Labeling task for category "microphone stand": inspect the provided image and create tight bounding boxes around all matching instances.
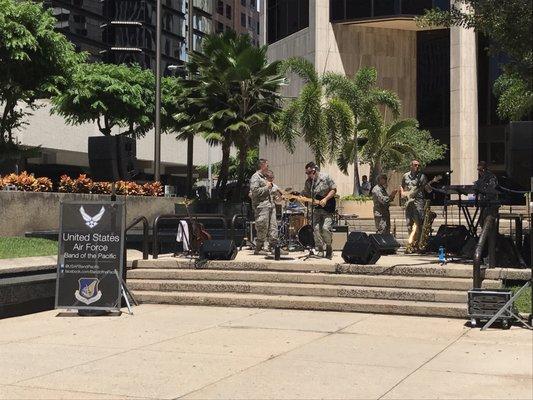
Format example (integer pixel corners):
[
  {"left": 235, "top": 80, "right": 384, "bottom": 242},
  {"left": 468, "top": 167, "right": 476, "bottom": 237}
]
[{"left": 299, "top": 177, "right": 322, "bottom": 261}]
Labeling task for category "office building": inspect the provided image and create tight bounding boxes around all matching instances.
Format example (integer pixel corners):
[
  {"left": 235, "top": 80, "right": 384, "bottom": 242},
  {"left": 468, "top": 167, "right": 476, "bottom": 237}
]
[
  {"left": 213, "top": 0, "right": 261, "bottom": 45},
  {"left": 261, "top": 0, "right": 527, "bottom": 194}
]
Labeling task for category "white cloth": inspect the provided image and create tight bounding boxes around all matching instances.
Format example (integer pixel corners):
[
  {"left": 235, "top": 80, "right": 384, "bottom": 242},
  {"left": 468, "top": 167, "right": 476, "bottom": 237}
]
[{"left": 176, "top": 220, "right": 190, "bottom": 251}]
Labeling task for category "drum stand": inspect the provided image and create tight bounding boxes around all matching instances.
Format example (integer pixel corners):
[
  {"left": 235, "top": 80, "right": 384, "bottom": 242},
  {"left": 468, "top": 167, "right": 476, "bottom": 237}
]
[{"left": 298, "top": 186, "right": 322, "bottom": 261}]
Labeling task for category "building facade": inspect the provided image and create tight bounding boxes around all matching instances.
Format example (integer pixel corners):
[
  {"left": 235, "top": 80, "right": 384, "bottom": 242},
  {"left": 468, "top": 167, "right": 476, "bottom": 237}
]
[
  {"left": 261, "top": 0, "right": 517, "bottom": 195},
  {"left": 213, "top": 0, "right": 261, "bottom": 45}
]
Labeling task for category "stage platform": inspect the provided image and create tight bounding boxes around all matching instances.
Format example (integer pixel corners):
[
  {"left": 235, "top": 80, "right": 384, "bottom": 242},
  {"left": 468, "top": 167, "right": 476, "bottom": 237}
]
[{"left": 129, "top": 251, "right": 531, "bottom": 319}]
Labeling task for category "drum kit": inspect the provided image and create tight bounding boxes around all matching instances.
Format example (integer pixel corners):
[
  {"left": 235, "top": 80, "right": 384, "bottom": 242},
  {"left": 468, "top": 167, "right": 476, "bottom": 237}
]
[{"left": 276, "top": 188, "right": 316, "bottom": 251}]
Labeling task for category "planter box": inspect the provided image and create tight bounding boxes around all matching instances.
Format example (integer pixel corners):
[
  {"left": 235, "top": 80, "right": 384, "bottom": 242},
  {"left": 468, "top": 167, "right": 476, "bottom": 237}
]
[
  {"left": 338, "top": 200, "right": 374, "bottom": 219},
  {"left": 0, "top": 191, "right": 181, "bottom": 237}
]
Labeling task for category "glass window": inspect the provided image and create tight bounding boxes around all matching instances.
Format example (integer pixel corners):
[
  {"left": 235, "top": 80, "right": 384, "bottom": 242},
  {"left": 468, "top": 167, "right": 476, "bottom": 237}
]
[
  {"left": 267, "top": 0, "right": 308, "bottom": 44},
  {"left": 226, "top": 4, "right": 232, "bottom": 18},
  {"left": 241, "top": 13, "right": 246, "bottom": 27},
  {"left": 373, "top": 0, "right": 395, "bottom": 16},
  {"left": 346, "top": 0, "right": 372, "bottom": 19},
  {"left": 241, "top": 0, "right": 247, "bottom": 5},
  {"left": 217, "top": 0, "right": 224, "bottom": 14}
]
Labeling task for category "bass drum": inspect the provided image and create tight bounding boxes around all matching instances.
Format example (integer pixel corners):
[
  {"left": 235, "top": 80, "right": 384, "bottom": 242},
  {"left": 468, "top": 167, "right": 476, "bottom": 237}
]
[{"left": 297, "top": 224, "right": 315, "bottom": 248}]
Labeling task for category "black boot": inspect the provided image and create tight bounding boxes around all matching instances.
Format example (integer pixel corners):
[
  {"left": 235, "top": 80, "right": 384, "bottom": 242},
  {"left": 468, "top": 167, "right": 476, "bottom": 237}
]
[{"left": 325, "top": 245, "right": 333, "bottom": 259}]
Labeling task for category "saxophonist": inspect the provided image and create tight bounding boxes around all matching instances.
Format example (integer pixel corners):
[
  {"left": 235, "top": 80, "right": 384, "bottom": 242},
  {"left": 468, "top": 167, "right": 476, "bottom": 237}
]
[
  {"left": 400, "top": 160, "right": 433, "bottom": 244},
  {"left": 371, "top": 174, "right": 399, "bottom": 234}
]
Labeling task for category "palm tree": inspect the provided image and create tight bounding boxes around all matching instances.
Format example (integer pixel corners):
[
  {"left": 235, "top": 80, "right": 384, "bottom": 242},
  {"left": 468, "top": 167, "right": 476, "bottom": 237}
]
[
  {"left": 173, "top": 31, "right": 293, "bottom": 197},
  {"left": 360, "top": 118, "right": 419, "bottom": 181},
  {"left": 280, "top": 57, "right": 354, "bottom": 167},
  {"left": 322, "top": 67, "right": 400, "bottom": 194}
]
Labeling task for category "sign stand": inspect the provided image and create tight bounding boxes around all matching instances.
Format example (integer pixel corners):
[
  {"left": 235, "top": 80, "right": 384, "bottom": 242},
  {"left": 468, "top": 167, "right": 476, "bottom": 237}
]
[{"left": 115, "top": 270, "right": 138, "bottom": 315}]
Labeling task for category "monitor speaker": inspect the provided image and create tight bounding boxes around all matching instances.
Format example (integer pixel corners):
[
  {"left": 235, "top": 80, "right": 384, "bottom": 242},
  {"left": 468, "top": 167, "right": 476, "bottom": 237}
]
[
  {"left": 199, "top": 240, "right": 238, "bottom": 260},
  {"left": 427, "top": 225, "right": 470, "bottom": 254},
  {"left": 342, "top": 232, "right": 381, "bottom": 264},
  {"left": 369, "top": 234, "right": 400, "bottom": 254},
  {"left": 88, "top": 136, "right": 137, "bottom": 181}
]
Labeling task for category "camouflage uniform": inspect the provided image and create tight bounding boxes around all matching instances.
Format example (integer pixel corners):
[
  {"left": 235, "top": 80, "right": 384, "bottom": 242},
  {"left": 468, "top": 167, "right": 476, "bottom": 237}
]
[
  {"left": 249, "top": 170, "right": 278, "bottom": 250},
  {"left": 302, "top": 172, "right": 336, "bottom": 251},
  {"left": 401, "top": 172, "right": 428, "bottom": 240},
  {"left": 474, "top": 170, "right": 499, "bottom": 227},
  {"left": 371, "top": 184, "right": 393, "bottom": 234}
]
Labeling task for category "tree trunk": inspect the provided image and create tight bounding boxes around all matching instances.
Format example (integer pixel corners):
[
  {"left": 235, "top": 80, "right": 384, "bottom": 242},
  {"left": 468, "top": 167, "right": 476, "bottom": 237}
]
[
  {"left": 216, "top": 140, "right": 231, "bottom": 198},
  {"left": 352, "top": 134, "right": 361, "bottom": 196},
  {"left": 234, "top": 145, "right": 248, "bottom": 200},
  {"left": 370, "top": 158, "right": 382, "bottom": 184}
]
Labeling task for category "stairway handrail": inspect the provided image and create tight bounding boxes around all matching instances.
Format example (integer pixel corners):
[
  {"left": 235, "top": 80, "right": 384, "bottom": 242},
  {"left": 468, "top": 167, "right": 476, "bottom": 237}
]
[
  {"left": 126, "top": 216, "right": 149, "bottom": 260},
  {"left": 473, "top": 215, "right": 496, "bottom": 288}
]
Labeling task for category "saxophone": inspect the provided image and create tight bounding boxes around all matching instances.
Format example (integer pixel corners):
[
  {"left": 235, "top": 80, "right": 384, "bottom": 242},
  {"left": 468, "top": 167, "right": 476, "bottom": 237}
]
[
  {"left": 405, "top": 200, "right": 436, "bottom": 254},
  {"left": 418, "top": 200, "right": 437, "bottom": 252}
]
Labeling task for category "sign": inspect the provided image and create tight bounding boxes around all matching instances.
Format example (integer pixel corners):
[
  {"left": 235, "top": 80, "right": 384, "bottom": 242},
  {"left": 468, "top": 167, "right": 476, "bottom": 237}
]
[{"left": 55, "top": 201, "right": 125, "bottom": 311}]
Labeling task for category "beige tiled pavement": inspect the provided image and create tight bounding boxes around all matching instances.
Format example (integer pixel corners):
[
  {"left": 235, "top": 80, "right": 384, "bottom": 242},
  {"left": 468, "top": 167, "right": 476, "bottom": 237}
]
[{"left": 0, "top": 305, "right": 531, "bottom": 400}]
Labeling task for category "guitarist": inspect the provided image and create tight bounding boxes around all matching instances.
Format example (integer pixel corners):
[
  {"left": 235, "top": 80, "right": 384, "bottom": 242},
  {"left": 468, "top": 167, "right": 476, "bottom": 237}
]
[
  {"left": 302, "top": 162, "right": 337, "bottom": 259},
  {"left": 400, "top": 160, "right": 433, "bottom": 245}
]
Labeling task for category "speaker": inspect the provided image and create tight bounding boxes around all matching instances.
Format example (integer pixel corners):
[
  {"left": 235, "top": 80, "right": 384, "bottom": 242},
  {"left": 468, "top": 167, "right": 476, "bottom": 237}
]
[
  {"left": 494, "top": 234, "right": 526, "bottom": 268},
  {"left": 427, "top": 225, "right": 470, "bottom": 254},
  {"left": 88, "top": 136, "right": 137, "bottom": 181},
  {"left": 369, "top": 234, "right": 400, "bottom": 254},
  {"left": 507, "top": 121, "right": 533, "bottom": 189},
  {"left": 342, "top": 232, "right": 381, "bottom": 264},
  {"left": 199, "top": 240, "right": 237, "bottom": 260}
]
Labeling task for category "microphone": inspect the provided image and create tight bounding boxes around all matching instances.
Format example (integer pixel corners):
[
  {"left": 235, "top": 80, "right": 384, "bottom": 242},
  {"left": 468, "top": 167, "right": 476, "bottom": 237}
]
[{"left": 445, "top": 170, "right": 453, "bottom": 175}]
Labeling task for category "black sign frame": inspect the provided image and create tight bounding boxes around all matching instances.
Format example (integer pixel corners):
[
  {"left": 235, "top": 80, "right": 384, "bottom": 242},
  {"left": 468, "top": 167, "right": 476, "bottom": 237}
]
[{"left": 55, "top": 200, "right": 125, "bottom": 311}]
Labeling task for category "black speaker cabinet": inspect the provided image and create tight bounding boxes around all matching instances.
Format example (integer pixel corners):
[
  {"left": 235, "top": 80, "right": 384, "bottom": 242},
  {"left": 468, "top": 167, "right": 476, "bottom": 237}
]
[
  {"left": 342, "top": 232, "right": 381, "bottom": 264},
  {"left": 199, "top": 240, "right": 238, "bottom": 260},
  {"left": 427, "top": 225, "right": 470, "bottom": 254},
  {"left": 369, "top": 234, "right": 400, "bottom": 254},
  {"left": 88, "top": 136, "right": 137, "bottom": 181}
]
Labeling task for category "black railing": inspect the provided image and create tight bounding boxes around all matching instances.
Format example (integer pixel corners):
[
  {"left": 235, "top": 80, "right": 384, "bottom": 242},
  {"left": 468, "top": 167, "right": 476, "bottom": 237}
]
[
  {"left": 125, "top": 216, "right": 149, "bottom": 260},
  {"left": 230, "top": 214, "right": 246, "bottom": 243},
  {"left": 473, "top": 215, "right": 496, "bottom": 288},
  {"left": 152, "top": 214, "right": 227, "bottom": 259}
]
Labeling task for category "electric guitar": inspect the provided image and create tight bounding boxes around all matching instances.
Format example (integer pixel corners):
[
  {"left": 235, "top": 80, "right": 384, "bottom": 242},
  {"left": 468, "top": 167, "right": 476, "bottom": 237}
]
[
  {"left": 401, "top": 175, "right": 442, "bottom": 208},
  {"left": 281, "top": 192, "right": 337, "bottom": 213}
]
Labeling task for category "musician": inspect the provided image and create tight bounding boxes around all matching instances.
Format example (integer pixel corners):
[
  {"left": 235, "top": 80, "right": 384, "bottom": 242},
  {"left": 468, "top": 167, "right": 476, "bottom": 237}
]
[
  {"left": 475, "top": 161, "right": 499, "bottom": 226},
  {"left": 302, "top": 162, "right": 337, "bottom": 259},
  {"left": 371, "top": 174, "right": 399, "bottom": 234},
  {"left": 249, "top": 159, "right": 279, "bottom": 255},
  {"left": 361, "top": 175, "right": 371, "bottom": 196},
  {"left": 401, "top": 160, "right": 433, "bottom": 242}
]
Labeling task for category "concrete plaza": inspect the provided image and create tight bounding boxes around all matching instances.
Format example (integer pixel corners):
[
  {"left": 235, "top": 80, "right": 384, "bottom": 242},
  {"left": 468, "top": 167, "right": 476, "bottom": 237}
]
[{"left": 0, "top": 305, "right": 531, "bottom": 400}]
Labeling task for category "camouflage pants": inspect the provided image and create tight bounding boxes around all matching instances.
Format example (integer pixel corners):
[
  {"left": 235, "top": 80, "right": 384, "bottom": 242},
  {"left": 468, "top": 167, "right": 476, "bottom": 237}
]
[
  {"left": 374, "top": 213, "right": 391, "bottom": 234},
  {"left": 254, "top": 206, "right": 278, "bottom": 249},
  {"left": 312, "top": 208, "right": 333, "bottom": 250}
]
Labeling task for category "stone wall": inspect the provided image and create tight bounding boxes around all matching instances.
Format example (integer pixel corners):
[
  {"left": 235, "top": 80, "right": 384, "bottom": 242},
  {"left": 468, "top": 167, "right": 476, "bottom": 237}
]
[{"left": 0, "top": 192, "right": 181, "bottom": 236}]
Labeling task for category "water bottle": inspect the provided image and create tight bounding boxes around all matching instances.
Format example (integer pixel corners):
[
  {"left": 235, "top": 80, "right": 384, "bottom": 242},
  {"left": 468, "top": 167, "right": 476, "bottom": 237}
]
[{"left": 438, "top": 246, "right": 446, "bottom": 264}]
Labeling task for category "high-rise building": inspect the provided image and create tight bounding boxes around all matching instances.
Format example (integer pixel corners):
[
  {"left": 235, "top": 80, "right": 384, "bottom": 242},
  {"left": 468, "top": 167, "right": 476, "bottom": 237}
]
[
  {"left": 213, "top": 0, "right": 261, "bottom": 46},
  {"left": 261, "top": 0, "right": 524, "bottom": 193},
  {"left": 43, "top": 0, "right": 213, "bottom": 71}
]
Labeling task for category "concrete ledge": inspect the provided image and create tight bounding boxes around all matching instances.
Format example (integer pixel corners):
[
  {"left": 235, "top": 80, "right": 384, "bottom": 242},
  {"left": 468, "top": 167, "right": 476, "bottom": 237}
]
[{"left": 0, "top": 191, "right": 179, "bottom": 236}]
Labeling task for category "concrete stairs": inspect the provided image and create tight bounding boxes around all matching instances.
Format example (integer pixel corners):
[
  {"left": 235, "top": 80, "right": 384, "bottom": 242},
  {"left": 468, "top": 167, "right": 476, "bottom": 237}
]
[{"left": 128, "top": 257, "right": 508, "bottom": 319}]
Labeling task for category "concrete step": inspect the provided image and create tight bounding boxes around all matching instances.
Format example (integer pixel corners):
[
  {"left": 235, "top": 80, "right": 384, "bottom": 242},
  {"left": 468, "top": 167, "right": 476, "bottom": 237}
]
[
  {"left": 133, "top": 290, "right": 468, "bottom": 318},
  {"left": 128, "top": 279, "right": 467, "bottom": 303},
  {"left": 128, "top": 268, "right": 501, "bottom": 291},
  {"left": 133, "top": 259, "right": 529, "bottom": 280}
]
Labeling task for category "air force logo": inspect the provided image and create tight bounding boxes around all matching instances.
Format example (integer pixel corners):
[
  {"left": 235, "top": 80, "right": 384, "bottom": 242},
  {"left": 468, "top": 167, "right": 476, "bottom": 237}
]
[
  {"left": 79, "top": 206, "right": 105, "bottom": 228},
  {"left": 74, "top": 278, "right": 102, "bottom": 305}
]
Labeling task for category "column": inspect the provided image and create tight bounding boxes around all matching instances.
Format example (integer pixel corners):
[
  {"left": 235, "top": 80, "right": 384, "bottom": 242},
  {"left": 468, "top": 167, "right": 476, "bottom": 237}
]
[{"left": 450, "top": 2, "right": 478, "bottom": 185}]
